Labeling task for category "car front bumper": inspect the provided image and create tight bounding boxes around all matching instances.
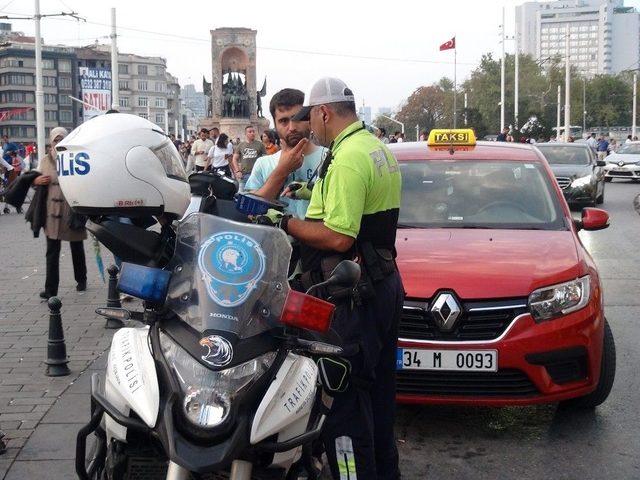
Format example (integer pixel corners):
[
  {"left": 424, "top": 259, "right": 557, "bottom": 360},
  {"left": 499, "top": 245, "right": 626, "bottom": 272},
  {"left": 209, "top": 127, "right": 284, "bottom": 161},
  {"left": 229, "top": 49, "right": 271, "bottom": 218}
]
[
  {"left": 396, "top": 302, "right": 604, "bottom": 406},
  {"left": 560, "top": 183, "right": 597, "bottom": 205},
  {"left": 603, "top": 164, "right": 640, "bottom": 179}
]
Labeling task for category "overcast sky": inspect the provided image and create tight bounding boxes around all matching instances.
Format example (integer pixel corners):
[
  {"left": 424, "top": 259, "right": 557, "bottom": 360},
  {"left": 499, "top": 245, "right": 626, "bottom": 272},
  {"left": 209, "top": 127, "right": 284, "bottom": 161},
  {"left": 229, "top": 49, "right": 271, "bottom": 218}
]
[{"left": 4, "top": 0, "right": 640, "bottom": 119}]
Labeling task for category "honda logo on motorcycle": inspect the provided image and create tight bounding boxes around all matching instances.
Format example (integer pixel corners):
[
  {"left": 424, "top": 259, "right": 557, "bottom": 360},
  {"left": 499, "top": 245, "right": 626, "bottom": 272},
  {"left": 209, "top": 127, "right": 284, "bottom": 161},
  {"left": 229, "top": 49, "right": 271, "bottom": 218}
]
[
  {"left": 430, "top": 292, "right": 461, "bottom": 331},
  {"left": 199, "top": 335, "right": 233, "bottom": 367},
  {"left": 198, "top": 231, "right": 266, "bottom": 308}
]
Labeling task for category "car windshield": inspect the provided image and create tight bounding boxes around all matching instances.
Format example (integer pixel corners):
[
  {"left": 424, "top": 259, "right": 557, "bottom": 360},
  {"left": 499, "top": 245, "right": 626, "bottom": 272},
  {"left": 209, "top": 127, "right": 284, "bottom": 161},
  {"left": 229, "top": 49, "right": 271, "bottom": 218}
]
[
  {"left": 536, "top": 145, "right": 591, "bottom": 165},
  {"left": 617, "top": 143, "right": 640, "bottom": 154},
  {"left": 399, "top": 160, "right": 566, "bottom": 230}
]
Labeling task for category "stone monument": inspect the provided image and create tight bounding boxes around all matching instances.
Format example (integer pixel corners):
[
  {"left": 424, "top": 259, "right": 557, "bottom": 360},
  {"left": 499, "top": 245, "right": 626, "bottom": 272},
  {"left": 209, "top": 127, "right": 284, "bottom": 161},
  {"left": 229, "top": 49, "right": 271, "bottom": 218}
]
[{"left": 201, "top": 28, "right": 269, "bottom": 140}]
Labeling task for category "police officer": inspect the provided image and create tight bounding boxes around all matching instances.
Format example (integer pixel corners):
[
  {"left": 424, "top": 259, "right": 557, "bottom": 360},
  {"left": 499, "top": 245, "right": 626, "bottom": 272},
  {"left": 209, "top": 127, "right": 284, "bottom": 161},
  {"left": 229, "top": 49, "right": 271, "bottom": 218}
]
[{"left": 262, "top": 78, "right": 403, "bottom": 479}]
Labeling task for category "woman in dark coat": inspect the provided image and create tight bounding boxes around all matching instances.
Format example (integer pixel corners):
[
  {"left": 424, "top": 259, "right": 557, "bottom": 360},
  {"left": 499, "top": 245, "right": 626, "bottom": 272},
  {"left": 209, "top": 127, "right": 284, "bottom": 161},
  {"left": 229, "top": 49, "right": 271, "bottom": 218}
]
[{"left": 34, "top": 127, "right": 87, "bottom": 299}]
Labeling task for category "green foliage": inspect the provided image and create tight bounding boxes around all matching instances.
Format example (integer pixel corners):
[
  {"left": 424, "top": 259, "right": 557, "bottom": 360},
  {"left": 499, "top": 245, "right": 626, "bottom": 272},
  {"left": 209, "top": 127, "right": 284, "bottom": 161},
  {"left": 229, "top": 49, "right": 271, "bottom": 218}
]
[{"left": 386, "top": 52, "right": 635, "bottom": 141}]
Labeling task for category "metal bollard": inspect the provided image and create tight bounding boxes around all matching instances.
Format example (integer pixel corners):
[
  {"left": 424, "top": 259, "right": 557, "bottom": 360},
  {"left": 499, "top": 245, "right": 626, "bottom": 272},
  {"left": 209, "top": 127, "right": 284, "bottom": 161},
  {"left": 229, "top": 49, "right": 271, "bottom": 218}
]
[
  {"left": 105, "top": 264, "right": 124, "bottom": 329},
  {"left": 45, "top": 297, "right": 70, "bottom": 377}
]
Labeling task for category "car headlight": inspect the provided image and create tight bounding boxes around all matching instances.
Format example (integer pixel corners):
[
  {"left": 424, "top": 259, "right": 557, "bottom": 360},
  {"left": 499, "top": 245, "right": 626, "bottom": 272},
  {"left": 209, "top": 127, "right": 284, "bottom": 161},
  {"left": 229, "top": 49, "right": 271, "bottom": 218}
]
[
  {"left": 159, "top": 331, "right": 276, "bottom": 428},
  {"left": 570, "top": 174, "right": 592, "bottom": 188},
  {"left": 528, "top": 275, "right": 591, "bottom": 322}
]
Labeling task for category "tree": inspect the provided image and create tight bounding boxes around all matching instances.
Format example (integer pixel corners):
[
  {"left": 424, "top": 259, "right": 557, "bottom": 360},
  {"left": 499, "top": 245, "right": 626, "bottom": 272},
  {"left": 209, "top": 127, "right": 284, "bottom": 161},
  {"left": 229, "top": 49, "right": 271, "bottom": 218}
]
[
  {"left": 585, "top": 74, "right": 632, "bottom": 127},
  {"left": 395, "top": 85, "right": 449, "bottom": 134}
]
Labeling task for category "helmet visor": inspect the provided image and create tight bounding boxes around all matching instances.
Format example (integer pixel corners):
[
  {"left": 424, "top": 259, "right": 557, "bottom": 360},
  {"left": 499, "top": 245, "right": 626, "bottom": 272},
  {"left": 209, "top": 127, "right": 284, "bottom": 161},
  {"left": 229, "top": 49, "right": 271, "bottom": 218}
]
[{"left": 153, "top": 140, "right": 187, "bottom": 182}]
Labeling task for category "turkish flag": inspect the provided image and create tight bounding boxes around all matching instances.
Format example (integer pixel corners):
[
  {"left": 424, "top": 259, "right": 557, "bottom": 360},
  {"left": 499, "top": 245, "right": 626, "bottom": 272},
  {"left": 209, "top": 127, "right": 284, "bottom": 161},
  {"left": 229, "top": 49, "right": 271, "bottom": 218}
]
[{"left": 439, "top": 37, "right": 456, "bottom": 51}]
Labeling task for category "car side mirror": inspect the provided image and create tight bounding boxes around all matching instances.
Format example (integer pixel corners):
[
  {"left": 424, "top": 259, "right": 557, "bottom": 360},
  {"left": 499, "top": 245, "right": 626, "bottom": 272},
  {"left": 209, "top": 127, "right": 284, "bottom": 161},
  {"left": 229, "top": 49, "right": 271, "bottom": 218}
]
[
  {"left": 596, "top": 160, "right": 606, "bottom": 167},
  {"left": 576, "top": 207, "right": 610, "bottom": 231}
]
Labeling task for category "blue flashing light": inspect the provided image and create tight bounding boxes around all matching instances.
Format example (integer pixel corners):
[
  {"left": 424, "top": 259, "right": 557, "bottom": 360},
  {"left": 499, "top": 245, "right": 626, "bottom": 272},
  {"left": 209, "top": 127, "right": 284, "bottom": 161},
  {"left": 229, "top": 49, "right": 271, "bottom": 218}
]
[
  {"left": 235, "top": 193, "right": 274, "bottom": 216},
  {"left": 117, "top": 262, "right": 171, "bottom": 303}
]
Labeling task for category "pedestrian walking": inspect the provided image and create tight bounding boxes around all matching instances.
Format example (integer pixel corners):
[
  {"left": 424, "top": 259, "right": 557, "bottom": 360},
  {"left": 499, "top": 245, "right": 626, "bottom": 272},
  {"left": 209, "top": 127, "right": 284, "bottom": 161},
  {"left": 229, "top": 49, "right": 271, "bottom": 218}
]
[
  {"left": 232, "top": 125, "right": 267, "bottom": 191},
  {"left": 206, "top": 133, "right": 234, "bottom": 176},
  {"left": 261, "top": 129, "right": 280, "bottom": 155},
  {"left": 596, "top": 136, "right": 609, "bottom": 161},
  {"left": 496, "top": 127, "right": 509, "bottom": 142},
  {"left": 587, "top": 132, "right": 598, "bottom": 150},
  {"left": 190, "top": 128, "right": 213, "bottom": 172},
  {"left": 32, "top": 127, "right": 88, "bottom": 300}
]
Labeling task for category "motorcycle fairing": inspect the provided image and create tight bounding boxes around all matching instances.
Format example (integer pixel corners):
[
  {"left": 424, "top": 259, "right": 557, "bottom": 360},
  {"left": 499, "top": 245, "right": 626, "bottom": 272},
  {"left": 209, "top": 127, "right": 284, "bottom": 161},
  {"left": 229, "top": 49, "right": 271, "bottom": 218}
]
[
  {"left": 104, "top": 327, "right": 159, "bottom": 441},
  {"left": 250, "top": 353, "right": 318, "bottom": 445}
]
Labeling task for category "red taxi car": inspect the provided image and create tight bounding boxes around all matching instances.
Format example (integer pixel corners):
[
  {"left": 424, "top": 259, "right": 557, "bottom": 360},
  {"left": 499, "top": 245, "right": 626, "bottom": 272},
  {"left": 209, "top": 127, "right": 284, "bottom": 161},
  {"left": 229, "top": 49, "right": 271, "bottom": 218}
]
[{"left": 389, "top": 130, "right": 615, "bottom": 407}]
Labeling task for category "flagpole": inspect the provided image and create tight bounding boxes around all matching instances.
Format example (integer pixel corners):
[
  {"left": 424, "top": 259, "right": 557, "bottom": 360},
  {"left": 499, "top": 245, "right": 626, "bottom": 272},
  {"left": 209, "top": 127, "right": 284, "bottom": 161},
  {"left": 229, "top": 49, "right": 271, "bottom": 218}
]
[{"left": 453, "top": 39, "right": 457, "bottom": 129}]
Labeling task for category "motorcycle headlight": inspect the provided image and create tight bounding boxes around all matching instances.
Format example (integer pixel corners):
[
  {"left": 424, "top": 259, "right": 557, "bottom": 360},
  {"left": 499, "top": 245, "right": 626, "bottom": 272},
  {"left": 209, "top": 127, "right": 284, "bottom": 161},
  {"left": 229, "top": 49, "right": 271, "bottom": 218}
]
[
  {"left": 528, "top": 276, "right": 591, "bottom": 322},
  {"left": 159, "top": 332, "right": 276, "bottom": 428},
  {"left": 570, "top": 174, "right": 592, "bottom": 188}
]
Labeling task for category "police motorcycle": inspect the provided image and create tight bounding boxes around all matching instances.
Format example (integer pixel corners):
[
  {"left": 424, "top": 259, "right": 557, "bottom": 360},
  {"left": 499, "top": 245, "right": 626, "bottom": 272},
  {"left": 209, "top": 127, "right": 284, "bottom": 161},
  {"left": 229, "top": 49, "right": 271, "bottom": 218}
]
[{"left": 55, "top": 114, "right": 358, "bottom": 480}]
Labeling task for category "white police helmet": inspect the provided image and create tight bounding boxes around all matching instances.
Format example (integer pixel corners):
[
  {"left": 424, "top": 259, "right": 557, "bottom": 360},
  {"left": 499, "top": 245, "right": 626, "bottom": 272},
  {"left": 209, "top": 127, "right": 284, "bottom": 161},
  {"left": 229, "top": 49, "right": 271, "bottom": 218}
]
[{"left": 56, "top": 113, "right": 190, "bottom": 218}]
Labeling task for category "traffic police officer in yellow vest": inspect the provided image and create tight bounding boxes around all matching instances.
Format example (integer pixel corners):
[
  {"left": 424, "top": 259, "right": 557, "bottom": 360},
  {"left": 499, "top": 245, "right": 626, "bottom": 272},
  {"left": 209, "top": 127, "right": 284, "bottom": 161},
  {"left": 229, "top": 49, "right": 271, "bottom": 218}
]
[{"left": 262, "top": 78, "right": 403, "bottom": 479}]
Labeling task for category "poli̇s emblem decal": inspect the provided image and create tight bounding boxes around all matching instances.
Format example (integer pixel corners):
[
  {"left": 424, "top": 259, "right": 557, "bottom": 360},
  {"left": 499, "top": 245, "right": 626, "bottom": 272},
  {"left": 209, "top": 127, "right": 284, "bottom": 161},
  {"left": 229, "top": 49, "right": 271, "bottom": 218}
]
[
  {"left": 198, "top": 231, "right": 266, "bottom": 307},
  {"left": 199, "top": 335, "right": 233, "bottom": 367}
]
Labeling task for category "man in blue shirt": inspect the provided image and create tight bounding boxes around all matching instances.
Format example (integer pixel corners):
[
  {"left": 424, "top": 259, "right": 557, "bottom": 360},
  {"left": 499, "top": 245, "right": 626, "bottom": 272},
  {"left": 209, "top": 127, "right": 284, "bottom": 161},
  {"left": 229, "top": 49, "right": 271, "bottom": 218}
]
[
  {"left": 596, "top": 136, "right": 609, "bottom": 161},
  {"left": 245, "top": 88, "right": 326, "bottom": 219}
]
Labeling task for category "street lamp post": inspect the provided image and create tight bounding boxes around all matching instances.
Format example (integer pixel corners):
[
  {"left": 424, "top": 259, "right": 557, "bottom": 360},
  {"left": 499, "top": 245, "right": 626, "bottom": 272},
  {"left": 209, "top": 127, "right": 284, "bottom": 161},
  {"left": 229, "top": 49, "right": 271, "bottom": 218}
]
[
  {"left": 500, "top": 7, "right": 506, "bottom": 131},
  {"left": 379, "top": 115, "right": 404, "bottom": 135},
  {"left": 110, "top": 8, "right": 119, "bottom": 111},
  {"left": 557, "top": 85, "right": 562, "bottom": 140},
  {"left": 582, "top": 78, "right": 586, "bottom": 135},
  {"left": 564, "top": 24, "right": 571, "bottom": 142},
  {"left": 633, "top": 73, "right": 637, "bottom": 139}
]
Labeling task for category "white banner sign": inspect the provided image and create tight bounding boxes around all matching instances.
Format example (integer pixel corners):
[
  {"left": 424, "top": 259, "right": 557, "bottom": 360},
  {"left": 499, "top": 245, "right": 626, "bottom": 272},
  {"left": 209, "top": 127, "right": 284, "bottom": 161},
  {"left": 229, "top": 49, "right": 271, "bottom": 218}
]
[{"left": 79, "top": 67, "right": 112, "bottom": 121}]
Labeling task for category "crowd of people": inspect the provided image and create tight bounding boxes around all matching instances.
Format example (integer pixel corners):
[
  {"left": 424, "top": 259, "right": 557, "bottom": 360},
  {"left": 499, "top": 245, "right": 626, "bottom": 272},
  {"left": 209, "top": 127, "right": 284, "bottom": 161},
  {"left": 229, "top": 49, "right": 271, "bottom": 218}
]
[{"left": 171, "top": 125, "right": 282, "bottom": 184}]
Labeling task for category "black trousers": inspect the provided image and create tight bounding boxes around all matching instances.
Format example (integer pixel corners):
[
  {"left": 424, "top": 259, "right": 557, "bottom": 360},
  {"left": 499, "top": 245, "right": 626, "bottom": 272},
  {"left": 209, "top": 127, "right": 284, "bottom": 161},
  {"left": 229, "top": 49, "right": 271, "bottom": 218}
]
[
  {"left": 45, "top": 237, "right": 87, "bottom": 296},
  {"left": 322, "top": 271, "right": 404, "bottom": 480}
]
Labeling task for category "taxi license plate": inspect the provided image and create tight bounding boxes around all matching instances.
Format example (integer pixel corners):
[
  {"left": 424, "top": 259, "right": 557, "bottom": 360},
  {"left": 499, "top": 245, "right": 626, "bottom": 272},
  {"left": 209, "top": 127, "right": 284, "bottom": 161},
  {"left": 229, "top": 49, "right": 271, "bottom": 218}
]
[{"left": 397, "top": 348, "right": 498, "bottom": 372}]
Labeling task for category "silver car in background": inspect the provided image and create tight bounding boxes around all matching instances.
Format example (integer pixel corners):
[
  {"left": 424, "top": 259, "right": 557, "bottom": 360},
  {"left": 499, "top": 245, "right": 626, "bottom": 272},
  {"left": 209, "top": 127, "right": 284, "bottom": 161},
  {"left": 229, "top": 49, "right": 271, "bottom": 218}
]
[{"left": 603, "top": 141, "right": 640, "bottom": 182}]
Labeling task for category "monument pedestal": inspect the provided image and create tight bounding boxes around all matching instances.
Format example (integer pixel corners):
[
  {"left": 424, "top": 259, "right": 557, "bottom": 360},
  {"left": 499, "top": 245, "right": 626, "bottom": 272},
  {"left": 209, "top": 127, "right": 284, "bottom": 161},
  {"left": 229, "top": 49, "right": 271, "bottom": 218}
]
[{"left": 200, "top": 117, "right": 270, "bottom": 142}]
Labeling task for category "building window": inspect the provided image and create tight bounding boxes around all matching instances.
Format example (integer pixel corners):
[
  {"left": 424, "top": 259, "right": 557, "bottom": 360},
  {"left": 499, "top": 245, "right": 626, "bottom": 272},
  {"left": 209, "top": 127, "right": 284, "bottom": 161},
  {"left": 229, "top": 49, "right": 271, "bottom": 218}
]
[
  {"left": 43, "top": 76, "right": 56, "bottom": 87},
  {"left": 9, "top": 109, "right": 35, "bottom": 121},
  {"left": 138, "top": 113, "right": 148, "bottom": 119},
  {"left": 154, "top": 82, "right": 165, "bottom": 92},
  {"left": 119, "top": 80, "right": 129, "bottom": 90},
  {"left": 0, "top": 58, "right": 24, "bottom": 68},
  {"left": 59, "top": 77, "right": 72, "bottom": 89},
  {"left": 58, "top": 59, "right": 71, "bottom": 73},
  {"left": 0, "top": 74, "right": 34, "bottom": 86},
  {"left": 138, "top": 64, "right": 148, "bottom": 75},
  {"left": 119, "top": 97, "right": 129, "bottom": 107},
  {"left": 59, "top": 110, "right": 72, "bottom": 123},
  {"left": 155, "top": 97, "right": 165, "bottom": 108},
  {"left": 138, "top": 96, "right": 148, "bottom": 107},
  {"left": 138, "top": 80, "right": 148, "bottom": 91},
  {"left": 155, "top": 113, "right": 164, "bottom": 124},
  {"left": 44, "top": 94, "right": 56, "bottom": 104},
  {"left": 45, "top": 110, "right": 57, "bottom": 121},
  {"left": 58, "top": 94, "right": 71, "bottom": 105},
  {"left": 42, "top": 58, "right": 54, "bottom": 69},
  {"left": 119, "top": 63, "right": 128, "bottom": 74}
]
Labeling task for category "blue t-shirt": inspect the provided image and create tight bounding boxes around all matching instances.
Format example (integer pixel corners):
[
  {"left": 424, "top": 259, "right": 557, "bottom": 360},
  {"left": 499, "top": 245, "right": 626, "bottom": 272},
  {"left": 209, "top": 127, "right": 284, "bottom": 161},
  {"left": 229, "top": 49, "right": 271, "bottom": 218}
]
[{"left": 245, "top": 146, "right": 326, "bottom": 219}]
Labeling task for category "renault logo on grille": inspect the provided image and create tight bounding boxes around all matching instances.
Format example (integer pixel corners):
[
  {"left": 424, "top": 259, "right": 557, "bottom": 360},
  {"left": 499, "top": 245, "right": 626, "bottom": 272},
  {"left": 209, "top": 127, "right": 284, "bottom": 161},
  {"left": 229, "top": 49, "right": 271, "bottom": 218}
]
[{"left": 430, "top": 292, "right": 461, "bottom": 331}]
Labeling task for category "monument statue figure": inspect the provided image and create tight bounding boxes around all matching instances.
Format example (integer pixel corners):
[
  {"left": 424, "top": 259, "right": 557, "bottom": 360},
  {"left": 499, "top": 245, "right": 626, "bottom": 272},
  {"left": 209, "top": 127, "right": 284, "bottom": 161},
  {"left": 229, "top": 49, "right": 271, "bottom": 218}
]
[
  {"left": 257, "top": 77, "right": 267, "bottom": 118},
  {"left": 202, "top": 28, "right": 269, "bottom": 140}
]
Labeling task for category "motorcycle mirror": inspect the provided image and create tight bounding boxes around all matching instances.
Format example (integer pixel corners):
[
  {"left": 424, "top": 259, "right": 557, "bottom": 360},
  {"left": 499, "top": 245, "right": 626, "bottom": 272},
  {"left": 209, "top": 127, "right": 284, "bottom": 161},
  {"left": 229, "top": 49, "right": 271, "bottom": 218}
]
[{"left": 326, "top": 260, "right": 361, "bottom": 289}]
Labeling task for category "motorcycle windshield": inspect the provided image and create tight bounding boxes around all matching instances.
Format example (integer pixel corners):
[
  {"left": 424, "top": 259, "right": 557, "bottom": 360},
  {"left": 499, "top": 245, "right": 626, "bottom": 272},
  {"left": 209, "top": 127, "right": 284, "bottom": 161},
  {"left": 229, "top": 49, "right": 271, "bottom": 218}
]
[{"left": 166, "top": 213, "right": 292, "bottom": 339}]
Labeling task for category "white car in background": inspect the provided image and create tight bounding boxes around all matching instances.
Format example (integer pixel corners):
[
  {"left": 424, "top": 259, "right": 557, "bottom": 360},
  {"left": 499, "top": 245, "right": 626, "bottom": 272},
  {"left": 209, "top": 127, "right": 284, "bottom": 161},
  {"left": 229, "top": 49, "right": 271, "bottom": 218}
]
[{"left": 603, "top": 141, "right": 640, "bottom": 182}]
